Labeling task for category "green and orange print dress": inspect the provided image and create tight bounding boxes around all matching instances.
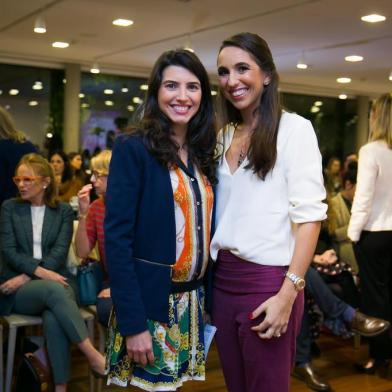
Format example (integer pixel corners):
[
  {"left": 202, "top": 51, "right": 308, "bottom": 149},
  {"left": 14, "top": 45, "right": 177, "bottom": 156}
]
[{"left": 105, "top": 162, "right": 214, "bottom": 391}]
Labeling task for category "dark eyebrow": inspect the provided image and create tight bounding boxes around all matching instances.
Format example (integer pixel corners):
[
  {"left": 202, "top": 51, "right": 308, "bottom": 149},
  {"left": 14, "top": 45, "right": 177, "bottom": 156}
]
[{"left": 236, "top": 62, "right": 250, "bottom": 67}]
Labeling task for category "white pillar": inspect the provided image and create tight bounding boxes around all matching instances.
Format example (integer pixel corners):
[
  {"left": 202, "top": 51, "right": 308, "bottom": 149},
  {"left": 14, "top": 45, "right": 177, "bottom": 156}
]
[
  {"left": 63, "top": 63, "right": 81, "bottom": 152},
  {"left": 355, "top": 95, "right": 370, "bottom": 152}
]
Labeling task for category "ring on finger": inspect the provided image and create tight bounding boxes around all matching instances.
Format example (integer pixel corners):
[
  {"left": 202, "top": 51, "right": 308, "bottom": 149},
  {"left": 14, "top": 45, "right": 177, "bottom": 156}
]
[{"left": 275, "top": 332, "right": 281, "bottom": 338}]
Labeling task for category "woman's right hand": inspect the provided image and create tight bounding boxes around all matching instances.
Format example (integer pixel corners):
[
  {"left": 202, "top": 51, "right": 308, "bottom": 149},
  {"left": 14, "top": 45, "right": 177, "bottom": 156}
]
[
  {"left": 125, "top": 330, "right": 155, "bottom": 366},
  {"left": 34, "top": 266, "right": 68, "bottom": 287},
  {"left": 77, "top": 184, "right": 93, "bottom": 215}
]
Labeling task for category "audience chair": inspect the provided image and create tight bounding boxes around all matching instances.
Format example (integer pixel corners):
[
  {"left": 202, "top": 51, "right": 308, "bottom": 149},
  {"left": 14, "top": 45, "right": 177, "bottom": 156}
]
[{"left": 0, "top": 308, "right": 95, "bottom": 392}]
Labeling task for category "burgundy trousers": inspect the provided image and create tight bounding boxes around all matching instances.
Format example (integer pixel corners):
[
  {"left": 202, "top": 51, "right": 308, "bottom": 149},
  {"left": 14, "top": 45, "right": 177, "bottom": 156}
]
[{"left": 212, "top": 250, "right": 304, "bottom": 392}]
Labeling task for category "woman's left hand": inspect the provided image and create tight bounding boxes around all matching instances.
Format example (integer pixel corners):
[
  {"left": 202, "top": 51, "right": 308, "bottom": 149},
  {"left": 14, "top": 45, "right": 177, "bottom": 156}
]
[
  {"left": 0, "top": 274, "right": 31, "bottom": 295},
  {"left": 250, "top": 293, "right": 295, "bottom": 339}
]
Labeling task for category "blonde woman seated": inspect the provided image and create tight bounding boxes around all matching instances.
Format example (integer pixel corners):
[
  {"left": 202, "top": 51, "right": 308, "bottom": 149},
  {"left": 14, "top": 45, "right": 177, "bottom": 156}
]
[
  {"left": 0, "top": 153, "right": 105, "bottom": 392},
  {"left": 75, "top": 150, "right": 112, "bottom": 326}
]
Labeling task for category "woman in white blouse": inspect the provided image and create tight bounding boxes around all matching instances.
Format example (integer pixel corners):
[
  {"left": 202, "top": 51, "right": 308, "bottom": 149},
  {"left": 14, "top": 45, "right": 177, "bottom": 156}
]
[
  {"left": 0, "top": 153, "right": 105, "bottom": 392},
  {"left": 348, "top": 93, "right": 392, "bottom": 374},
  {"left": 210, "top": 33, "right": 327, "bottom": 392}
]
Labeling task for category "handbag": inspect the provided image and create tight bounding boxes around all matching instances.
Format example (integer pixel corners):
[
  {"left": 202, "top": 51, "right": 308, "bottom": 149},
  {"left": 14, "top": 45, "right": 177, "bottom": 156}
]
[
  {"left": 14, "top": 347, "right": 54, "bottom": 392},
  {"left": 77, "top": 260, "right": 104, "bottom": 306}
]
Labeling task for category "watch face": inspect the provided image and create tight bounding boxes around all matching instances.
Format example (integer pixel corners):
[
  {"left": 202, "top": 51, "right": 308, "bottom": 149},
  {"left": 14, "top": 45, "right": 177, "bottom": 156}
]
[{"left": 296, "top": 279, "right": 306, "bottom": 290}]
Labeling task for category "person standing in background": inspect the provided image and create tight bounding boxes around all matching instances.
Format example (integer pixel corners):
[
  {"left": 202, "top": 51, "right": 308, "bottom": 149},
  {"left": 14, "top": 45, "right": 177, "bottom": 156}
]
[
  {"left": 348, "top": 92, "right": 392, "bottom": 375},
  {"left": 0, "top": 106, "right": 37, "bottom": 206}
]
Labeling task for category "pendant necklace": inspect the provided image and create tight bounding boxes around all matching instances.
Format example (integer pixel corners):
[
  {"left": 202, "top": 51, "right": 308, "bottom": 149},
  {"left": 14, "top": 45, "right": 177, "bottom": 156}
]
[{"left": 237, "top": 145, "right": 246, "bottom": 167}]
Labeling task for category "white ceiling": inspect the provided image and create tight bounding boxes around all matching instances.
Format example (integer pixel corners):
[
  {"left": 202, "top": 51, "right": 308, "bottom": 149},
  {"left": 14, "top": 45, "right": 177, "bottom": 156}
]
[{"left": 0, "top": 0, "right": 391, "bottom": 97}]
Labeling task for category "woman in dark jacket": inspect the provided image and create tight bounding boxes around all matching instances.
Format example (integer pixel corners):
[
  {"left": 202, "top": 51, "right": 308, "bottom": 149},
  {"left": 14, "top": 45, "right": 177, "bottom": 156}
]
[{"left": 0, "top": 153, "right": 104, "bottom": 392}]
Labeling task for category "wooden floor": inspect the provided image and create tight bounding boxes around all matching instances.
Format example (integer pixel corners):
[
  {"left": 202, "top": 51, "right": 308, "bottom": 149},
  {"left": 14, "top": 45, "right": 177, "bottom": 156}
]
[{"left": 69, "top": 334, "right": 392, "bottom": 392}]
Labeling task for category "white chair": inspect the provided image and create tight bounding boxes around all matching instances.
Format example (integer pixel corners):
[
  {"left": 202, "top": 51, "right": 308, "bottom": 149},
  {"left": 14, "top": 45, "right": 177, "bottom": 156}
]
[{"left": 0, "top": 308, "right": 95, "bottom": 392}]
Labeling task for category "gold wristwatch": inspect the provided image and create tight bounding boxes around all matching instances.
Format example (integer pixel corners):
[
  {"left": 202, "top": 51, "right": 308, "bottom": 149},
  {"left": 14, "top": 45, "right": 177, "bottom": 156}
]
[{"left": 285, "top": 271, "right": 306, "bottom": 291}]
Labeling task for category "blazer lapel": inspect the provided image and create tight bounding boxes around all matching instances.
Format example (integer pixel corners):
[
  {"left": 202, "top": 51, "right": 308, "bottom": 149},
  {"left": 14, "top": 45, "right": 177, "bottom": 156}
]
[
  {"left": 17, "top": 203, "right": 33, "bottom": 254},
  {"left": 41, "top": 206, "right": 54, "bottom": 251}
]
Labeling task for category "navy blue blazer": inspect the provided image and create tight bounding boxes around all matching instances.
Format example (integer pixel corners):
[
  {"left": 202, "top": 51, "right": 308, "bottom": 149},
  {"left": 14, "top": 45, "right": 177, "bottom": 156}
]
[{"left": 104, "top": 134, "right": 214, "bottom": 337}]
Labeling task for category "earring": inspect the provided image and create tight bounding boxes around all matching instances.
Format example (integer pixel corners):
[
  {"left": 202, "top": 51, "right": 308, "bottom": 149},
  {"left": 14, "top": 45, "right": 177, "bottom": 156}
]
[
  {"left": 43, "top": 186, "right": 47, "bottom": 189},
  {"left": 264, "top": 80, "right": 270, "bottom": 86}
]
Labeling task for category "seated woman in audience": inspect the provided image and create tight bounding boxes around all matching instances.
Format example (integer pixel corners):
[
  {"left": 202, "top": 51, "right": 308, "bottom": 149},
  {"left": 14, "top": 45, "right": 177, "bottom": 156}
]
[
  {"left": 0, "top": 153, "right": 105, "bottom": 392},
  {"left": 0, "top": 105, "right": 37, "bottom": 206},
  {"left": 49, "top": 150, "right": 83, "bottom": 202},
  {"left": 324, "top": 156, "right": 342, "bottom": 197},
  {"left": 75, "top": 150, "right": 112, "bottom": 326},
  {"left": 68, "top": 151, "right": 88, "bottom": 185}
]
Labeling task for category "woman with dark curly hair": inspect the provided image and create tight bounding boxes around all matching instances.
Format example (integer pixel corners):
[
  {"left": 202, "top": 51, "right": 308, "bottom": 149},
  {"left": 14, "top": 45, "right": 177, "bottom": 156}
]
[
  {"left": 49, "top": 150, "right": 83, "bottom": 202},
  {"left": 104, "top": 48, "right": 217, "bottom": 390}
]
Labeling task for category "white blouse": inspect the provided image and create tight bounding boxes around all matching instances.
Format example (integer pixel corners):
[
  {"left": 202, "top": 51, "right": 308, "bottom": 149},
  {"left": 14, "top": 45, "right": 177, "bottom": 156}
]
[
  {"left": 31, "top": 205, "right": 46, "bottom": 260},
  {"left": 210, "top": 111, "right": 327, "bottom": 266},
  {"left": 348, "top": 140, "right": 392, "bottom": 242}
]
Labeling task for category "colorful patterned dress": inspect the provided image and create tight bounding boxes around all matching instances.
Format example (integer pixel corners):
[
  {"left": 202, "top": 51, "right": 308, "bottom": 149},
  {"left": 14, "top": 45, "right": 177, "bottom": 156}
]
[{"left": 105, "top": 162, "right": 214, "bottom": 391}]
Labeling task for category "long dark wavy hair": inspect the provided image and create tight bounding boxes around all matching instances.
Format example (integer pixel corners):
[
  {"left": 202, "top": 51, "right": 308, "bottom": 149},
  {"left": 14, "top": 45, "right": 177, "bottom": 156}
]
[
  {"left": 131, "top": 49, "right": 217, "bottom": 184},
  {"left": 48, "top": 150, "right": 73, "bottom": 183},
  {"left": 218, "top": 32, "right": 282, "bottom": 180}
]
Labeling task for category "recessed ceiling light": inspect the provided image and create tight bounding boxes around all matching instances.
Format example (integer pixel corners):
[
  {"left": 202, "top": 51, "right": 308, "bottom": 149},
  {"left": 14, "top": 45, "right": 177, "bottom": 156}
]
[
  {"left": 9, "top": 89, "right": 19, "bottom": 95},
  {"left": 345, "top": 55, "right": 364, "bottom": 62},
  {"left": 140, "top": 84, "right": 148, "bottom": 91},
  {"left": 81, "top": 103, "right": 90, "bottom": 108},
  {"left": 389, "top": 70, "right": 392, "bottom": 81},
  {"left": 314, "top": 101, "right": 323, "bottom": 107},
  {"left": 211, "top": 90, "right": 217, "bottom": 96},
  {"left": 34, "top": 16, "right": 46, "bottom": 33},
  {"left": 105, "top": 100, "right": 114, "bottom": 106},
  {"left": 337, "top": 77, "right": 351, "bottom": 84},
  {"left": 127, "top": 105, "right": 135, "bottom": 111},
  {"left": 133, "top": 97, "right": 143, "bottom": 104},
  {"left": 361, "top": 14, "right": 386, "bottom": 23},
  {"left": 310, "top": 106, "right": 320, "bottom": 113},
  {"left": 52, "top": 41, "right": 69, "bottom": 48},
  {"left": 32, "top": 81, "right": 43, "bottom": 90},
  {"left": 112, "top": 18, "right": 134, "bottom": 27},
  {"left": 46, "top": 132, "right": 53, "bottom": 138},
  {"left": 62, "top": 78, "right": 67, "bottom": 84},
  {"left": 28, "top": 100, "right": 39, "bottom": 106},
  {"left": 121, "top": 85, "right": 129, "bottom": 93},
  {"left": 339, "top": 94, "right": 348, "bottom": 100},
  {"left": 296, "top": 62, "right": 308, "bottom": 70},
  {"left": 104, "top": 89, "right": 114, "bottom": 95},
  {"left": 79, "top": 93, "right": 85, "bottom": 98},
  {"left": 90, "top": 63, "right": 100, "bottom": 74}
]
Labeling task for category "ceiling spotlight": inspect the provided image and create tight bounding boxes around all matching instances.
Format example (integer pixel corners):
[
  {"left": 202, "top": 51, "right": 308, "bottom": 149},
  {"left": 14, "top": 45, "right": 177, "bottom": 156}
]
[
  {"left": 310, "top": 106, "right": 320, "bottom": 113},
  {"left": 337, "top": 77, "right": 351, "bottom": 84},
  {"left": 90, "top": 63, "right": 100, "bottom": 74},
  {"left": 28, "top": 100, "right": 39, "bottom": 106},
  {"left": 9, "top": 89, "right": 19, "bottom": 95},
  {"left": 140, "top": 84, "right": 148, "bottom": 91},
  {"left": 361, "top": 14, "right": 386, "bottom": 23},
  {"left": 314, "top": 101, "right": 323, "bottom": 107},
  {"left": 32, "top": 80, "right": 43, "bottom": 90},
  {"left": 112, "top": 18, "right": 134, "bottom": 27},
  {"left": 46, "top": 132, "right": 53, "bottom": 138},
  {"left": 389, "top": 70, "right": 392, "bottom": 81},
  {"left": 104, "top": 89, "right": 114, "bottom": 95},
  {"left": 127, "top": 105, "right": 135, "bottom": 112},
  {"left": 34, "top": 16, "right": 46, "bottom": 33},
  {"left": 133, "top": 97, "right": 143, "bottom": 104},
  {"left": 81, "top": 103, "right": 90, "bottom": 108},
  {"left": 52, "top": 41, "right": 69, "bottom": 48},
  {"left": 105, "top": 100, "right": 114, "bottom": 106},
  {"left": 121, "top": 85, "right": 129, "bottom": 93},
  {"left": 79, "top": 93, "right": 85, "bottom": 98},
  {"left": 345, "top": 55, "right": 364, "bottom": 62},
  {"left": 339, "top": 94, "right": 348, "bottom": 100},
  {"left": 62, "top": 78, "right": 67, "bottom": 84}
]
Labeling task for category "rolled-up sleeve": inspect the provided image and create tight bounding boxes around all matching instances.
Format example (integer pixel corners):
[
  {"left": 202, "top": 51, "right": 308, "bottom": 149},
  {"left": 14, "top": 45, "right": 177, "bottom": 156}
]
[{"left": 285, "top": 118, "right": 327, "bottom": 223}]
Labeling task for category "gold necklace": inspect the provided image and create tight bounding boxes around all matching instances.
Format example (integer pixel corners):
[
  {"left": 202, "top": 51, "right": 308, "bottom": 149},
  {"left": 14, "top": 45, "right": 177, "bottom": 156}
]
[{"left": 234, "top": 125, "right": 252, "bottom": 167}]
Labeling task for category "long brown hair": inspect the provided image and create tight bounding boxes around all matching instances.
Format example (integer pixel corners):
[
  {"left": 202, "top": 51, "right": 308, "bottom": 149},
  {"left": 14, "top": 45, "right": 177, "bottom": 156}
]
[
  {"left": 218, "top": 32, "right": 282, "bottom": 180},
  {"left": 16, "top": 153, "right": 59, "bottom": 208},
  {"left": 0, "top": 106, "right": 27, "bottom": 142}
]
